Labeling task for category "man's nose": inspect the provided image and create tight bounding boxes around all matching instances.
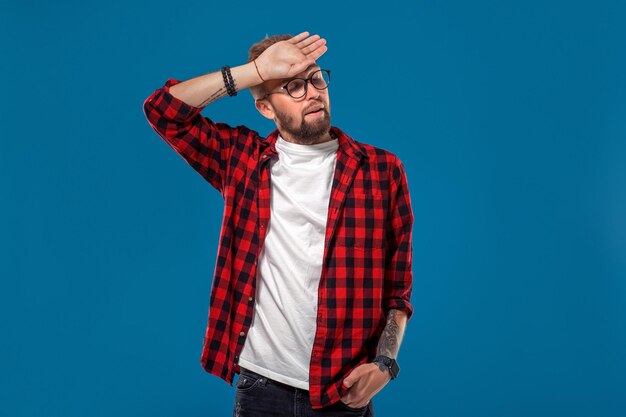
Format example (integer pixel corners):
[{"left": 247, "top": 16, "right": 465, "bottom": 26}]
[{"left": 305, "top": 81, "right": 320, "bottom": 99}]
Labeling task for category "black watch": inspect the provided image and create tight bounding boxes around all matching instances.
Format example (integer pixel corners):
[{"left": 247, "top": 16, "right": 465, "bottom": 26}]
[{"left": 373, "top": 355, "right": 400, "bottom": 379}]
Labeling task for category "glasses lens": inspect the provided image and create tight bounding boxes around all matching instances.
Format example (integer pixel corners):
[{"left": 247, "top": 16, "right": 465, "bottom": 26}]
[
  {"left": 284, "top": 70, "right": 331, "bottom": 98},
  {"left": 311, "top": 70, "right": 330, "bottom": 90},
  {"left": 286, "top": 79, "right": 306, "bottom": 98}
]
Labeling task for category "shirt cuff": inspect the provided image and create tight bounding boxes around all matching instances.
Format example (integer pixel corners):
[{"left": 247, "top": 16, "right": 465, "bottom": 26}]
[
  {"left": 384, "top": 298, "right": 414, "bottom": 320},
  {"left": 153, "top": 78, "right": 204, "bottom": 122}
]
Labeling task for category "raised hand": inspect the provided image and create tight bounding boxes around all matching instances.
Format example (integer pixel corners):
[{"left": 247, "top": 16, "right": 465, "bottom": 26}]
[{"left": 254, "top": 31, "right": 328, "bottom": 81}]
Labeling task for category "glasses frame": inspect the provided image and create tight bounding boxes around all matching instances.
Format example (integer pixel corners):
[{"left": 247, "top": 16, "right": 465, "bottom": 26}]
[{"left": 260, "top": 69, "right": 331, "bottom": 100}]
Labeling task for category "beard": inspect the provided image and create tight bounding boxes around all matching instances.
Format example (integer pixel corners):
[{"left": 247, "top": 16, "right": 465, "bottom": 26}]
[{"left": 273, "top": 104, "right": 331, "bottom": 145}]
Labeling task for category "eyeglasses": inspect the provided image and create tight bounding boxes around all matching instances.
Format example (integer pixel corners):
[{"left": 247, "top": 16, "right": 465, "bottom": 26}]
[{"left": 261, "top": 69, "right": 331, "bottom": 100}]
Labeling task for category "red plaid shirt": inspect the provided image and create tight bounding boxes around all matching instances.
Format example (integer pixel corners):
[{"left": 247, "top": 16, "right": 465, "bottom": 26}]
[{"left": 143, "top": 78, "right": 414, "bottom": 409}]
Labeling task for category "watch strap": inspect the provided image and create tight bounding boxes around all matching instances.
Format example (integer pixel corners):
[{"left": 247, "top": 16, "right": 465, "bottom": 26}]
[{"left": 373, "top": 355, "right": 400, "bottom": 379}]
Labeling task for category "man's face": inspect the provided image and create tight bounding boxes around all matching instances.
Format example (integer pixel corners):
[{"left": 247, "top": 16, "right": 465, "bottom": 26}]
[{"left": 260, "top": 65, "right": 331, "bottom": 144}]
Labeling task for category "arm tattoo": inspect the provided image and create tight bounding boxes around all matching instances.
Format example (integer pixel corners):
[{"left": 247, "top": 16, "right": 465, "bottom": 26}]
[
  {"left": 376, "top": 309, "right": 405, "bottom": 358},
  {"left": 199, "top": 86, "right": 227, "bottom": 107}
]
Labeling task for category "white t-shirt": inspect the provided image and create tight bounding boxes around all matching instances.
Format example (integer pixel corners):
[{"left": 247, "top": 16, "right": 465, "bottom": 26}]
[{"left": 238, "top": 135, "right": 339, "bottom": 390}]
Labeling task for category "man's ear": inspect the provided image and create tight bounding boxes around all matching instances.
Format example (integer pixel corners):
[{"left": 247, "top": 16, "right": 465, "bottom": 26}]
[{"left": 255, "top": 99, "right": 275, "bottom": 120}]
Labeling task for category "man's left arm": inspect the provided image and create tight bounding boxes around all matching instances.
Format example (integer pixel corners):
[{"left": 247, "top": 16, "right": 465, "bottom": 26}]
[
  {"left": 341, "top": 159, "right": 414, "bottom": 408},
  {"left": 341, "top": 310, "right": 408, "bottom": 408}
]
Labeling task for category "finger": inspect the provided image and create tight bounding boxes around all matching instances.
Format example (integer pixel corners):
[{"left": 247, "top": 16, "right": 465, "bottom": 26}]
[
  {"left": 343, "top": 368, "right": 361, "bottom": 388},
  {"left": 288, "top": 31, "right": 310, "bottom": 44},
  {"left": 296, "top": 34, "right": 321, "bottom": 49},
  {"left": 286, "top": 58, "right": 313, "bottom": 77},
  {"left": 300, "top": 38, "right": 325, "bottom": 55},
  {"left": 307, "top": 44, "right": 328, "bottom": 61}
]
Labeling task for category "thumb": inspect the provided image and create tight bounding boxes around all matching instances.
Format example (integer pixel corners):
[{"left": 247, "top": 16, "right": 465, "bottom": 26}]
[{"left": 343, "top": 370, "right": 359, "bottom": 388}]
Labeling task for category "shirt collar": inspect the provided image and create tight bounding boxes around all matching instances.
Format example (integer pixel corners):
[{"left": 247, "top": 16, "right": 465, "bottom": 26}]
[{"left": 261, "top": 127, "right": 368, "bottom": 160}]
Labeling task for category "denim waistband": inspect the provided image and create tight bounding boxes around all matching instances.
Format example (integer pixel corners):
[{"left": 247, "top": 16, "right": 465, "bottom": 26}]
[{"left": 239, "top": 367, "right": 309, "bottom": 393}]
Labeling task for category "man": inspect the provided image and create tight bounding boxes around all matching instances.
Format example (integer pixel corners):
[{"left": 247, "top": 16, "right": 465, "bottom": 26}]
[{"left": 143, "top": 32, "right": 414, "bottom": 417}]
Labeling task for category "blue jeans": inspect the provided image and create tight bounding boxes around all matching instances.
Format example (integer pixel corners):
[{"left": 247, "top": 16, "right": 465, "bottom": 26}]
[{"left": 233, "top": 367, "right": 375, "bottom": 417}]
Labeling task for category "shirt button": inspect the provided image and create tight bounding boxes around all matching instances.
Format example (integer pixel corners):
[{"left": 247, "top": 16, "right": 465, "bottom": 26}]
[
  {"left": 239, "top": 331, "right": 245, "bottom": 337},
  {"left": 249, "top": 296, "right": 254, "bottom": 302}
]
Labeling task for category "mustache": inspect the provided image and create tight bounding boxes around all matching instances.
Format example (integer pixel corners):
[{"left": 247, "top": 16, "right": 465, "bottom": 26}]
[{"left": 303, "top": 101, "right": 327, "bottom": 115}]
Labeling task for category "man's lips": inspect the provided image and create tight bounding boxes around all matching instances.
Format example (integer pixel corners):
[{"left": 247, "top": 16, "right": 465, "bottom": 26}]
[{"left": 304, "top": 105, "right": 325, "bottom": 116}]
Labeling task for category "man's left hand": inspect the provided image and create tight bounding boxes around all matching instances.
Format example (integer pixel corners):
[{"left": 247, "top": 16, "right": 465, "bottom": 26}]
[{"left": 340, "top": 362, "right": 391, "bottom": 409}]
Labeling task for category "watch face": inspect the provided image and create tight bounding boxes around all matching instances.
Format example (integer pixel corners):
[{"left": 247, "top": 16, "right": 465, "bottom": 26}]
[
  {"left": 390, "top": 360, "right": 400, "bottom": 378},
  {"left": 375, "top": 356, "right": 400, "bottom": 379}
]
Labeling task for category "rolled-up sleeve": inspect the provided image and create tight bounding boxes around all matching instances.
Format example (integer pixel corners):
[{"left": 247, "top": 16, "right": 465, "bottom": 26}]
[
  {"left": 383, "top": 158, "right": 414, "bottom": 319},
  {"left": 142, "top": 78, "right": 241, "bottom": 192}
]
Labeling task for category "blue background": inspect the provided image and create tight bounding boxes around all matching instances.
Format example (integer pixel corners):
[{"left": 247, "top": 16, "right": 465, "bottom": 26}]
[{"left": 1, "top": 0, "right": 625, "bottom": 416}]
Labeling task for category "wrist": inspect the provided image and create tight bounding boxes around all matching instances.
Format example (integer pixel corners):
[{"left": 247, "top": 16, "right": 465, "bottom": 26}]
[
  {"left": 373, "top": 355, "right": 400, "bottom": 380},
  {"left": 229, "top": 62, "right": 265, "bottom": 91},
  {"left": 374, "top": 362, "right": 392, "bottom": 379},
  {"left": 252, "top": 59, "right": 265, "bottom": 83}
]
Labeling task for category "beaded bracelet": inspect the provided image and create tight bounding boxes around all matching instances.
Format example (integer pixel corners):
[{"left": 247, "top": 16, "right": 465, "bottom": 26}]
[{"left": 221, "top": 65, "right": 237, "bottom": 96}]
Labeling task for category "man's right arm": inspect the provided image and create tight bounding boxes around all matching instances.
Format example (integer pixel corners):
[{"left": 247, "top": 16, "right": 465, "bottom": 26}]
[
  {"left": 142, "top": 31, "right": 327, "bottom": 191},
  {"left": 143, "top": 77, "right": 243, "bottom": 192},
  {"left": 167, "top": 31, "right": 327, "bottom": 108},
  {"left": 167, "top": 62, "right": 261, "bottom": 109}
]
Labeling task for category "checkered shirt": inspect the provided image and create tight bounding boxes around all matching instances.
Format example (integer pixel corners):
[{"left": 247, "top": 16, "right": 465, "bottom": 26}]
[{"left": 143, "top": 78, "right": 414, "bottom": 409}]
